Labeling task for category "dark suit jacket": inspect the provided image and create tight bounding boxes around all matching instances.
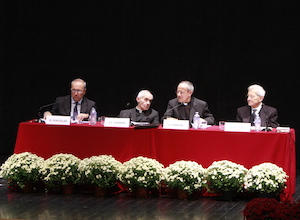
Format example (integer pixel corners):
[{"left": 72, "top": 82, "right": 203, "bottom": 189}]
[
  {"left": 162, "top": 97, "right": 215, "bottom": 125},
  {"left": 50, "top": 95, "right": 96, "bottom": 116},
  {"left": 236, "top": 104, "right": 279, "bottom": 127},
  {"left": 119, "top": 108, "right": 160, "bottom": 124}
]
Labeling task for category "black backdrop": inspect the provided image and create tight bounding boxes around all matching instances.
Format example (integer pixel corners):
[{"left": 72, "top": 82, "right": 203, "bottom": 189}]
[{"left": 1, "top": 1, "right": 299, "bottom": 166}]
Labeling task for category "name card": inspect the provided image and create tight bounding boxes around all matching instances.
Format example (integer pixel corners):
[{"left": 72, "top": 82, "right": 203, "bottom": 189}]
[
  {"left": 45, "top": 116, "right": 71, "bottom": 125},
  {"left": 163, "top": 119, "right": 190, "bottom": 130},
  {"left": 224, "top": 122, "right": 251, "bottom": 132},
  {"left": 104, "top": 117, "right": 130, "bottom": 128},
  {"left": 276, "top": 127, "right": 290, "bottom": 133}
]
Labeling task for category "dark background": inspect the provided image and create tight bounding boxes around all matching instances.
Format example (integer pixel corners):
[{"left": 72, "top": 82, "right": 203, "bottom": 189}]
[{"left": 1, "top": 1, "right": 299, "bottom": 166}]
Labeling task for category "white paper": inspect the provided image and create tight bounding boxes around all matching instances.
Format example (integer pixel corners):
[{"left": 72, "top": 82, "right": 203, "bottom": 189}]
[
  {"left": 45, "top": 116, "right": 71, "bottom": 125},
  {"left": 163, "top": 119, "right": 189, "bottom": 130},
  {"left": 104, "top": 117, "right": 130, "bottom": 128},
  {"left": 224, "top": 122, "right": 251, "bottom": 132}
]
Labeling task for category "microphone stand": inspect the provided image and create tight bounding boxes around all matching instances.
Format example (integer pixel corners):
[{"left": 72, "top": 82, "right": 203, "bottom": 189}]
[
  {"left": 261, "top": 105, "right": 272, "bottom": 132},
  {"left": 161, "top": 103, "right": 184, "bottom": 124},
  {"left": 37, "top": 100, "right": 64, "bottom": 123},
  {"left": 262, "top": 120, "right": 272, "bottom": 132},
  {"left": 163, "top": 103, "right": 184, "bottom": 117},
  {"left": 37, "top": 103, "right": 53, "bottom": 123}
]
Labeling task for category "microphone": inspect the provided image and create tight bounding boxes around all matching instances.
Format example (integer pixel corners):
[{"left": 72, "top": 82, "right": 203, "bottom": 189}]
[
  {"left": 37, "top": 98, "right": 66, "bottom": 121},
  {"left": 38, "top": 102, "right": 58, "bottom": 112},
  {"left": 125, "top": 102, "right": 131, "bottom": 108},
  {"left": 163, "top": 102, "right": 184, "bottom": 117},
  {"left": 261, "top": 104, "right": 272, "bottom": 132}
]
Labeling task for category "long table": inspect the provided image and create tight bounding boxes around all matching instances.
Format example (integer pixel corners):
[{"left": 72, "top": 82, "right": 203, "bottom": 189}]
[{"left": 14, "top": 121, "right": 296, "bottom": 200}]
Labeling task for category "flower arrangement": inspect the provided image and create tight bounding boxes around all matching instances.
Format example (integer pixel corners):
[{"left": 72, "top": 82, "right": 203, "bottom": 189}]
[
  {"left": 78, "top": 155, "right": 123, "bottom": 188},
  {"left": 244, "top": 162, "right": 288, "bottom": 195},
  {"left": 206, "top": 160, "right": 248, "bottom": 193},
  {"left": 40, "top": 153, "right": 81, "bottom": 188},
  {"left": 243, "top": 198, "right": 300, "bottom": 220},
  {"left": 0, "top": 152, "right": 44, "bottom": 188},
  {"left": 118, "top": 156, "right": 164, "bottom": 190},
  {"left": 163, "top": 160, "right": 206, "bottom": 195}
]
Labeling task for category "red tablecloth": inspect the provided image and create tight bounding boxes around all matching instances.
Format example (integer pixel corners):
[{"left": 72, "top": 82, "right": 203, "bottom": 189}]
[
  {"left": 14, "top": 122, "right": 296, "bottom": 200},
  {"left": 14, "top": 122, "right": 157, "bottom": 162}
]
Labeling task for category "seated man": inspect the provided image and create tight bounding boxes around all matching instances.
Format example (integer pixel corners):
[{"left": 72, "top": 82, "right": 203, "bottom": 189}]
[
  {"left": 119, "top": 90, "right": 159, "bottom": 124},
  {"left": 43, "top": 78, "right": 97, "bottom": 122},
  {"left": 236, "top": 84, "right": 279, "bottom": 127},
  {"left": 162, "top": 80, "right": 215, "bottom": 125}
]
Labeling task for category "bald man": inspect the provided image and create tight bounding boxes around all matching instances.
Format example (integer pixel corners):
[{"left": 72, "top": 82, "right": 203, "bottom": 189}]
[{"left": 119, "top": 90, "right": 159, "bottom": 124}]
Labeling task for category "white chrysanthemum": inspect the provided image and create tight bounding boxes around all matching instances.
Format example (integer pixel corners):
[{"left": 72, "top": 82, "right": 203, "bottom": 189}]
[
  {"left": 244, "top": 162, "right": 288, "bottom": 193},
  {"left": 0, "top": 152, "right": 44, "bottom": 188},
  {"left": 206, "top": 160, "right": 248, "bottom": 193},
  {"left": 163, "top": 160, "right": 206, "bottom": 194},
  {"left": 40, "top": 153, "right": 80, "bottom": 187},
  {"left": 78, "top": 155, "right": 123, "bottom": 187},
  {"left": 119, "top": 156, "right": 164, "bottom": 190}
]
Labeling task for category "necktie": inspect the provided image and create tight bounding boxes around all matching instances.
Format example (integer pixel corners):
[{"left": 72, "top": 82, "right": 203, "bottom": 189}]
[
  {"left": 251, "top": 109, "right": 257, "bottom": 125},
  {"left": 73, "top": 102, "right": 78, "bottom": 120}
]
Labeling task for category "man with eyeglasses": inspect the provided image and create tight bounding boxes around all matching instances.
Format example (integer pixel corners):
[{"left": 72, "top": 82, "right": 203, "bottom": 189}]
[
  {"left": 43, "top": 78, "right": 96, "bottom": 122},
  {"left": 236, "top": 84, "right": 279, "bottom": 127},
  {"left": 162, "top": 81, "right": 215, "bottom": 125}
]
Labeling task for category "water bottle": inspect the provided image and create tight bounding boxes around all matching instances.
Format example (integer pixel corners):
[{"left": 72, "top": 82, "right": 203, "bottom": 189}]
[
  {"left": 254, "top": 115, "right": 261, "bottom": 131},
  {"left": 193, "top": 112, "right": 200, "bottom": 129},
  {"left": 89, "top": 107, "right": 97, "bottom": 125}
]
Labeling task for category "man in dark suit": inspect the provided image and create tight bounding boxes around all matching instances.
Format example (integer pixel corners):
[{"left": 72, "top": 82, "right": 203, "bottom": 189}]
[
  {"left": 236, "top": 84, "right": 279, "bottom": 128},
  {"left": 43, "top": 78, "right": 96, "bottom": 122},
  {"left": 162, "top": 81, "right": 215, "bottom": 125},
  {"left": 119, "top": 90, "right": 159, "bottom": 124}
]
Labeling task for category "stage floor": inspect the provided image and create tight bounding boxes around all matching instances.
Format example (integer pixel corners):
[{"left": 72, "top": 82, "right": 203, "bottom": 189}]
[{"left": 0, "top": 171, "right": 299, "bottom": 220}]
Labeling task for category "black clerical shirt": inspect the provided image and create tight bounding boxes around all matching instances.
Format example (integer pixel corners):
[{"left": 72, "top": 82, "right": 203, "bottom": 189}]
[
  {"left": 135, "top": 108, "right": 152, "bottom": 122},
  {"left": 178, "top": 102, "right": 191, "bottom": 120}
]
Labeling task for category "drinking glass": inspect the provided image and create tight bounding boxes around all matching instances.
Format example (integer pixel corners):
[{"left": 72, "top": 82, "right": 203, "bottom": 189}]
[
  {"left": 219, "top": 121, "right": 225, "bottom": 130},
  {"left": 200, "top": 120, "right": 207, "bottom": 129}
]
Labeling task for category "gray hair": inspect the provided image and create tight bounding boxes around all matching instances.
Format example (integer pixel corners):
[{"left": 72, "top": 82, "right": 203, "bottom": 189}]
[
  {"left": 179, "top": 81, "right": 194, "bottom": 92},
  {"left": 248, "top": 84, "right": 266, "bottom": 97},
  {"left": 71, "top": 78, "right": 87, "bottom": 89},
  {"left": 137, "top": 90, "right": 153, "bottom": 99}
]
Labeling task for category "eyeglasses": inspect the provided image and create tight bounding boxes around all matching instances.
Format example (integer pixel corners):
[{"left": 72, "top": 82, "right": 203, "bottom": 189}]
[
  {"left": 175, "top": 90, "right": 186, "bottom": 95},
  {"left": 246, "top": 95, "right": 259, "bottom": 99},
  {"left": 71, "top": 89, "right": 85, "bottom": 94}
]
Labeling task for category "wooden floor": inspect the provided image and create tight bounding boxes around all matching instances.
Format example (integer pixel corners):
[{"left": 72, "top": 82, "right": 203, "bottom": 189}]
[{"left": 0, "top": 159, "right": 299, "bottom": 220}]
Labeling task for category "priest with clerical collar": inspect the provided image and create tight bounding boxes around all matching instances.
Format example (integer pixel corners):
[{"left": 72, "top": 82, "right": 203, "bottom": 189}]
[
  {"left": 162, "top": 80, "right": 215, "bottom": 125},
  {"left": 118, "top": 90, "right": 160, "bottom": 124}
]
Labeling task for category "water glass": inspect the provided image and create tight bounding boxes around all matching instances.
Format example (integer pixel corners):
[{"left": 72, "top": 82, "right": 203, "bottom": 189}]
[
  {"left": 99, "top": 116, "right": 106, "bottom": 125},
  {"left": 200, "top": 120, "right": 207, "bottom": 129},
  {"left": 219, "top": 121, "right": 225, "bottom": 130}
]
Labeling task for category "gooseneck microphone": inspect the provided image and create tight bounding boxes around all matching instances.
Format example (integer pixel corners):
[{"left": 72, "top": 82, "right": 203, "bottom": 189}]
[
  {"left": 261, "top": 104, "right": 272, "bottom": 132},
  {"left": 120, "top": 102, "right": 133, "bottom": 121},
  {"left": 39, "top": 102, "right": 57, "bottom": 112},
  {"left": 37, "top": 98, "right": 67, "bottom": 122},
  {"left": 163, "top": 102, "right": 185, "bottom": 116},
  {"left": 125, "top": 102, "right": 131, "bottom": 108}
]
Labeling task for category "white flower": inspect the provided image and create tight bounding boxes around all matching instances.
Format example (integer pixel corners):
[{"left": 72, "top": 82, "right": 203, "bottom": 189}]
[
  {"left": 119, "top": 156, "right": 164, "bottom": 189},
  {"left": 78, "top": 155, "right": 123, "bottom": 187},
  {"left": 0, "top": 152, "right": 44, "bottom": 188},
  {"left": 40, "top": 153, "right": 80, "bottom": 187},
  {"left": 206, "top": 160, "right": 248, "bottom": 193},
  {"left": 163, "top": 160, "right": 206, "bottom": 194},
  {"left": 244, "top": 162, "right": 288, "bottom": 193}
]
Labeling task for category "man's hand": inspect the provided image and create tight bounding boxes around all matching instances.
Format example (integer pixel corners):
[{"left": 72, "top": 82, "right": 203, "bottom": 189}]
[
  {"left": 200, "top": 118, "right": 206, "bottom": 122},
  {"left": 77, "top": 113, "right": 89, "bottom": 122},
  {"left": 43, "top": 111, "right": 52, "bottom": 119},
  {"left": 166, "top": 117, "right": 178, "bottom": 120}
]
